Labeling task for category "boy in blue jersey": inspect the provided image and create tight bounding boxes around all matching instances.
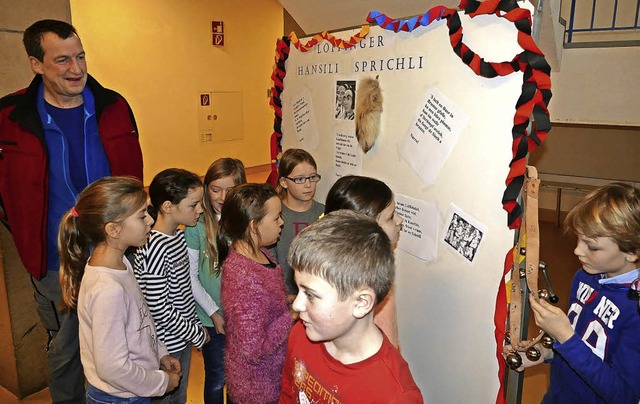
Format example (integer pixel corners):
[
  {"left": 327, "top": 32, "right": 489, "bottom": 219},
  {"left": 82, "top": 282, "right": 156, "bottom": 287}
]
[{"left": 515, "top": 182, "right": 640, "bottom": 403}]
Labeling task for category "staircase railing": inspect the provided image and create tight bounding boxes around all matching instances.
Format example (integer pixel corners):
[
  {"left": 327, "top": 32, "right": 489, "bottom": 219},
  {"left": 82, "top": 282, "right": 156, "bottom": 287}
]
[{"left": 565, "top": 0, "right": 640, "bottom": 47}]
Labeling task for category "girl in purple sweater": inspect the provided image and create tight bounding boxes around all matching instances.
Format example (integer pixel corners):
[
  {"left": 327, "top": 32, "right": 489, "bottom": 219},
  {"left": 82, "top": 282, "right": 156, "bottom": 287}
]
[{"left": 218, "top": 183, "right": 293, "bottom": 403}]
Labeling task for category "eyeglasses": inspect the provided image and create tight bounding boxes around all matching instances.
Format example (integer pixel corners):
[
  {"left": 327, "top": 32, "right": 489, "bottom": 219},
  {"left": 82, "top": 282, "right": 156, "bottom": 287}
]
[{"left": 284, "top": 174, "right": 322, "bottom": 184}]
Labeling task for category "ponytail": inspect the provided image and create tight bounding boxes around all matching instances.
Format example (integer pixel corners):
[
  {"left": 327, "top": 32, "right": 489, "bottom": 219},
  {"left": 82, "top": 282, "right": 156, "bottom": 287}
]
[
  {"left": 58, "top": 211, "right": 90, "bottom": 309},
  {"left": 57, "top": 176, "right": 147, "bottom": 310},
  {"left": 147, "top": 203, "right": 159, "bottom": 222}
]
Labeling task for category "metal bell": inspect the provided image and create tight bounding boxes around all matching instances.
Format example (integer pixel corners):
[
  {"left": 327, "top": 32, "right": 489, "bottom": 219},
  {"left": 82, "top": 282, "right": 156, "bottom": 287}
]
[
  {"left": 505, "top": 353, "right": 522, "bottom": 370},
  {"left": 525, "top": 346, "right": 541, "bottom": 361},
  {"left": 541, "top": 334, "right": 554, "bottom": 349},
  {"left": 504, "top": 331, "right": 511, "bottom": 345},
  {"left": 538, "top": 289, "right": 550, "bottom": 301}
]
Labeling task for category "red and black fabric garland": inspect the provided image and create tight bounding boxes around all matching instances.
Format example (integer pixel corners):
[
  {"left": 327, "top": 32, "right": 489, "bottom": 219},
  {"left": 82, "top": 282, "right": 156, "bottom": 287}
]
[
  {"left": 267, "top": 36, "right": 291, "bottom": 187},
  {"left": 369, "top": 0, "right": 552, "bottom": 230}
]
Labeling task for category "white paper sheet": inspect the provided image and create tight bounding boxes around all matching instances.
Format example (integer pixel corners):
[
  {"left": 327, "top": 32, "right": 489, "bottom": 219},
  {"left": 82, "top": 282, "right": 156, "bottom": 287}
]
[
  {"left": 292, "top": 87, "right": 319, "bottom": 150},
  {"left": 333, "top": 126, "right": 362, "bottom": 178},
  {"left": 395, "top": 193, "right": 439, "bottom": 262},
  {"left": 399, "top": 87, "right": 469, "bottom": 186},
  {"left": 442, "top": 203, "right": 487, "bottom": 265}
]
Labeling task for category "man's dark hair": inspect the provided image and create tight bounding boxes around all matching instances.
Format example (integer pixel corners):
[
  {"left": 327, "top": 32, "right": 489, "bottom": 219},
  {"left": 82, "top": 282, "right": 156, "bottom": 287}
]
[{"left": 23, "top": 19, "right": 78, "bottom": 62}]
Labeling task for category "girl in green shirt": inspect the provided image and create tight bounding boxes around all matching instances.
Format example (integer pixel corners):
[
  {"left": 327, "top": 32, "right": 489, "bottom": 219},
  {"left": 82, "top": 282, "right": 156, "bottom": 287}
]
[{"left": 185, "top": 158, "right": 246, "bottom": 404}]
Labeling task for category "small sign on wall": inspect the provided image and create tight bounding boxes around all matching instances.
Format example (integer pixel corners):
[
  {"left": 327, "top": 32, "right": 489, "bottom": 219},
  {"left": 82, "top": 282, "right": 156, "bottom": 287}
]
[{"left": 212, "top": 21, "right": 224, "bottom": 46}]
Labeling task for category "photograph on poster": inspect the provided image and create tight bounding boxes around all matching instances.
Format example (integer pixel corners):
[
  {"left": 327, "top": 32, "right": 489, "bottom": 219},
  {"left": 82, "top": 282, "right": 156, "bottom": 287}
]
[
  {"left": 399, "top": 86, "right": 469, "bottom": 186},
  {"left": 442, "top": 204, "right": 486, "bottom": 264},
  {"left": 291, "top": 87, "right": 319, "bottom": 150},
  {"left": 333, "top": 127, "right": 362, "bottom": 178},
  {"left": 395, "top": 193, "right": 438, "bottom": 262},
  {"left": 335, "top": 80, "right": 356, "bottom": 121}
]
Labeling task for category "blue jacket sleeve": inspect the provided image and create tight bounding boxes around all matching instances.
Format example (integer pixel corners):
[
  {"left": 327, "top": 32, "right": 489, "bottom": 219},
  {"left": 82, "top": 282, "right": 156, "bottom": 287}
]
[{"left": 554, "top": 321, "right": 640, "bottom": 403}]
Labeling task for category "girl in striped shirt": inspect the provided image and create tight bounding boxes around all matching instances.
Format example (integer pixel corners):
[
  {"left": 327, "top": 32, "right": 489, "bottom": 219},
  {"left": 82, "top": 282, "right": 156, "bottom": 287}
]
[{"left": 135, "top": 168, "right": 209, "bottom": 403}]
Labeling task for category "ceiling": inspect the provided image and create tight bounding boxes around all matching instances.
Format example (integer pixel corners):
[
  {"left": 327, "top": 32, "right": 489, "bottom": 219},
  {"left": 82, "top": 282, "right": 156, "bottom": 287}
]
[
  {"left": 277, "top": 0, "right": 562, "bottom": 71},
  {"left": 278, "top": 0, "right": 461, "bottom": 35}
]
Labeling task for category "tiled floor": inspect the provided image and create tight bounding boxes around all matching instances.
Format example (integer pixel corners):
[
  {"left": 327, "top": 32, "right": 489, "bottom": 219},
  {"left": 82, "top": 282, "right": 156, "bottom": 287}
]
[{"left": 245, "top": 164, "right": 272, "bottom": 184}]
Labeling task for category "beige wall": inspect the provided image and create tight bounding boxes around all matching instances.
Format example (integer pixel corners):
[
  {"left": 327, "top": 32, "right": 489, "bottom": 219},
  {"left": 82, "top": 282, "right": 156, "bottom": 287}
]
[
  {"left": 0, "top": 0, "right": 71, "bottom": 96},
  {"left": 530, "top": 124, "right": 640, "bottom": 212},
  {"left": 530, "top": 124, "right": 640, "bottom": 182},
  {"left": 70, "top": 0, "right": 283, "bottom": 184},
  {"left": 0, "top": 2, "right": 72, "bottom": 397},
  {"left": 550, "top": 46, "right": 640, "bottom": 125}
]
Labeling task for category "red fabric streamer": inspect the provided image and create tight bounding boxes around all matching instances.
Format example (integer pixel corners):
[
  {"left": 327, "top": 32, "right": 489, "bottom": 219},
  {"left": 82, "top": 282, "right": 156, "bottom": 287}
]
[
  {"left": 290, "top": 26, "right": 370, "bottom": 52},
  {"left": 267, "top": 36, "right": 291, "bottom": 187}
]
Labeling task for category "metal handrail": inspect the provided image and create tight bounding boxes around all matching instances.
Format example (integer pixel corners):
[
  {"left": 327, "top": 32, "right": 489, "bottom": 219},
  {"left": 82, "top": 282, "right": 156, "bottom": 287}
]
[{"left": 566, "top": 0, "right": 640, "bottom": 45}]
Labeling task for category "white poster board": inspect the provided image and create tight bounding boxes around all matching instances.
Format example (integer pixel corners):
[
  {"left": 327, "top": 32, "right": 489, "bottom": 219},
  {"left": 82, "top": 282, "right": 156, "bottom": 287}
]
[{"left": 278, "top": 4, "right": 535, "bottom": 402}]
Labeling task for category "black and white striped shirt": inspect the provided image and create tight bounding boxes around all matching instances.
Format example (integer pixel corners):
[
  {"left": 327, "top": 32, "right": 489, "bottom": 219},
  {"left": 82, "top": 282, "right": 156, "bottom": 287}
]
[{"left": 134, "top": 229, "right": 205, "bottom": 353}]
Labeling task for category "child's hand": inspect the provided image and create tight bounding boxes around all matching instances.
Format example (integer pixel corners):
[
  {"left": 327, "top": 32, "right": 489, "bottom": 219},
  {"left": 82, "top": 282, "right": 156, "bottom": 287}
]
[
  {"left": 211, "top": 312, "right": 225, "bottom": 335},
  {"left": 160, "top": 354, "right": 182, "bottom": 392},
  {"left": 202, "top": 326, "right": 211, "bottom": 345},
  {"left": 165, "top": 370, "right": 181, "bottom": 394},
  {"left": 160, "top": 355, "right": 181, "bottom": 375},
  {"left": 529, "top": 295, "right": 574, "bottom": 343}
]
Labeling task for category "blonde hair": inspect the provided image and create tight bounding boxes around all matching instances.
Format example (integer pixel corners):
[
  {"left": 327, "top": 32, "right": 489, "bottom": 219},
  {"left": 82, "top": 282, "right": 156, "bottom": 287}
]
[
  {"left": 565, "top": 182, "right": 640, "bottom": 255},
  {"left": 58, "top": 177, "right": 147, "bottom": 309},
  {"left": 202, "top": 158, "right": 246, "bottom": 276}
]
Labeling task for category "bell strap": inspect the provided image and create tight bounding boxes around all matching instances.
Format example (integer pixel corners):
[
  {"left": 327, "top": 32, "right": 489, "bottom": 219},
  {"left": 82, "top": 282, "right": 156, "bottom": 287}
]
[{"left": 508, "top": 165, "right": 543, "bottom": 350}]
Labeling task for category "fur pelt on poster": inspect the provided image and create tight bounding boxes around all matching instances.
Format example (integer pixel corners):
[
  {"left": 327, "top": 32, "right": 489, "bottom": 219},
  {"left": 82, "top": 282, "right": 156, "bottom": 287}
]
[{"left": 355, "top": 76, "right": 382, "bottom": 153}]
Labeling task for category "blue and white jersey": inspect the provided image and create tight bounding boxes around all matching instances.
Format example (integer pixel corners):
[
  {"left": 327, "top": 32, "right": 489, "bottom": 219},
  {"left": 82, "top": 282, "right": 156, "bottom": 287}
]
[{"left": 544, "top": 268, "right": 640, "bottom": 403}]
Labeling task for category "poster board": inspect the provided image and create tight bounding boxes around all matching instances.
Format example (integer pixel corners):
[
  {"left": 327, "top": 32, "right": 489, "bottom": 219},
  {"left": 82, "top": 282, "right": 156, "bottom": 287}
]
[{"left": 271, "top": 1, "right": 551, "bottom": 402}]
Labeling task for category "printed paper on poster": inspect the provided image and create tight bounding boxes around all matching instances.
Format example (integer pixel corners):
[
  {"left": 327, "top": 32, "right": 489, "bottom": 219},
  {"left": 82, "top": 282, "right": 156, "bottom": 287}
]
[
  {"left": 399, "top": 87, "right": 469, "bottom": 185},
  {"left": 291, "top": 87, "right": 319, "bottom": 150},
  {"left": 395, "top": 193, "right": 439, "bottom": 262},
  {"left": 333, "top": 126, "right": 362, "bottom": 178},
  {"left": 442, "top": 204, "right": 487, "bottom": 265}
]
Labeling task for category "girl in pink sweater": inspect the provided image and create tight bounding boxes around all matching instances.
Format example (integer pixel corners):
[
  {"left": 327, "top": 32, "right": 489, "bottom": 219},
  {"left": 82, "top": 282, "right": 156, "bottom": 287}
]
[{"left": 218, "top": 183, "right": 293, "bottom": 403}]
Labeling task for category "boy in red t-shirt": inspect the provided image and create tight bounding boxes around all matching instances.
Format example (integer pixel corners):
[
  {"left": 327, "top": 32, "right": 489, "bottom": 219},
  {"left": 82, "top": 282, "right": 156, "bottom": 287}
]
[{"left": 279, "top": 210, "right": 423, "bottom": 403}]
